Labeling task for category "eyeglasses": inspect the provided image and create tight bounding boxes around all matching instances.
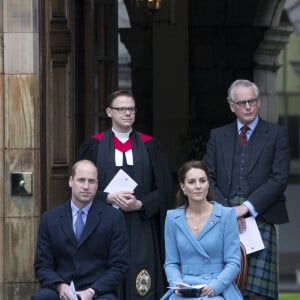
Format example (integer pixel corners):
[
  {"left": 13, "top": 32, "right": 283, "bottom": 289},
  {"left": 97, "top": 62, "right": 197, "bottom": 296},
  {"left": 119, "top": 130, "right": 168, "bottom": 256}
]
[
  {"left": 110, "top": 107, "right": 137, "bottom": 114},
  {"left": 231, "top": 98, "right": 258, "bottom": 108}
]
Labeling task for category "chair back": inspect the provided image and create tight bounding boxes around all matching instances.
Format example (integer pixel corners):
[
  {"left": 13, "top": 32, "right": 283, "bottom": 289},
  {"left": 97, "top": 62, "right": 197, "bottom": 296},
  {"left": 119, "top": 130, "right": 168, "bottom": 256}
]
[{"left": 234, "top": 242, "right": 248, "bottom": 292}]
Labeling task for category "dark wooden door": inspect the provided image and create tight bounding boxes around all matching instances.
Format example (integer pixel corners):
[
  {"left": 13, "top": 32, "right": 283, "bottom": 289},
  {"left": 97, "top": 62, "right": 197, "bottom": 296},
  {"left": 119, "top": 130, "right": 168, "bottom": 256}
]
[{"left": 40, "top": 0, "right": 118, "bottom": 210}]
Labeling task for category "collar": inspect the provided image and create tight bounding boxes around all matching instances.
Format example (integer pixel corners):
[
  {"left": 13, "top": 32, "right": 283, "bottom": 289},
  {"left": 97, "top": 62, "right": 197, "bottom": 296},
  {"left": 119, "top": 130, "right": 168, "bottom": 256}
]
[
  {"left": 113, "top": 136, "right": 132, "bottom": 152},
  {"left": 112, "top": 128, "right": 132, "bottom": 140},
  {"left": 237, "top": 115, "right": 259, "bottom": 133},
  {"left": 71, "top": 200, "right": 93, "bottom": 217},
  {"left": 112, "top": 128, "right": 133, "bottom": 152}
]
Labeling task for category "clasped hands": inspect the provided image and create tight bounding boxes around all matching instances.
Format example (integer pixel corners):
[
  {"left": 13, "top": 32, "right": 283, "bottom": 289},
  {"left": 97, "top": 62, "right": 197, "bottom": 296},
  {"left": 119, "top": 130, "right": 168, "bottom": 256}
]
[
  {"left": 107, "top": 191, "right": 143, "bottom": 211},
  {"left": 174, "top": 283, "right": 215, "bottom": 298},
  {"left": 57, "top": 283, "right": 93, "bottom": 300}
]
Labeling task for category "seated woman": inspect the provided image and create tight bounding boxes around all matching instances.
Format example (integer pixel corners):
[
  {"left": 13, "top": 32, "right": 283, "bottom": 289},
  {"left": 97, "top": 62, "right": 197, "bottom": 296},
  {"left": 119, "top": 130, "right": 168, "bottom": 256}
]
[{"left": 161, "top": 160, "right": 243, "bottom": 300}]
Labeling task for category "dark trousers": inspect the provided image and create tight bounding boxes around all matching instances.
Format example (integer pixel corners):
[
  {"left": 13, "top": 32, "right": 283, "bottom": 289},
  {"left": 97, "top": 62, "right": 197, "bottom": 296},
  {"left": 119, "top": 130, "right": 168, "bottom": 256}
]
[{"left": 31, "top": 288, "right": 117, "bottom": 300}]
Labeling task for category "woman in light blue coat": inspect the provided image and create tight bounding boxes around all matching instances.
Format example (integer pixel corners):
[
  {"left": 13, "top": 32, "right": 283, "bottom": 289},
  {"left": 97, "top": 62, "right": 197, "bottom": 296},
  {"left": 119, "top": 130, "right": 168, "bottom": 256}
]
[{"left": 161, "top": 160, "right": 242, "bottom": 300}]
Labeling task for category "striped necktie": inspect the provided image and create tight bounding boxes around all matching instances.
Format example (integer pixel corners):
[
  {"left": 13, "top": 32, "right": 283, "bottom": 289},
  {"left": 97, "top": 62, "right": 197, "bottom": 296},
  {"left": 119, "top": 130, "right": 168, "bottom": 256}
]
[{"left": 239, "top": 125, "right": 249, "bottom": 146}]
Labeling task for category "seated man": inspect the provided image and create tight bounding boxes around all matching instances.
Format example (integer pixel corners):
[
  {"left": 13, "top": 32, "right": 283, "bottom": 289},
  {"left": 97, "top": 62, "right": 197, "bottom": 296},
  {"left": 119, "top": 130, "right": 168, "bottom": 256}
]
[{"left": 31, "top": 160, "right": 129, "bottom": 300}]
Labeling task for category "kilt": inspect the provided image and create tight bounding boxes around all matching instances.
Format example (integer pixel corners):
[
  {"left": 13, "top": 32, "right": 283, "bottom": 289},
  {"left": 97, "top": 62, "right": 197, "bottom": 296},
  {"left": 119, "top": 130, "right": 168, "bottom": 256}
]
[{"left": 229, "top": 195, "right": 278, "bottom": 300}]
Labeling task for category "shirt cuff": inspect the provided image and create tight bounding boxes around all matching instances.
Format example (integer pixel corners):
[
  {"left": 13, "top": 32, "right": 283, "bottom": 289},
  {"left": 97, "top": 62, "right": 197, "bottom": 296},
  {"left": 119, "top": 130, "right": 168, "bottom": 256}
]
[{"left": 243, "top": 200, "right": 258, "bottom": 218}]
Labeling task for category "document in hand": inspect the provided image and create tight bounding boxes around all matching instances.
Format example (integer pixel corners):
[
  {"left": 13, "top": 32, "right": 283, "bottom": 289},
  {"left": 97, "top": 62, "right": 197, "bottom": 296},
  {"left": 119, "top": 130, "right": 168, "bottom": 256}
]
[
  {"left": 239, "top": 216, "right": 265, "bottom": 254},
  {"left": 104, "top": 169, "right": 138, "bottom": 208},
  {"left": 104, "top": 169, "right": 138, "bottom": 193},
  {"left": 168, "top": 283, "right": 207, "bottom": 298},
  {"left": 69, "top": 281, "right": 78, "bottom": 300}
]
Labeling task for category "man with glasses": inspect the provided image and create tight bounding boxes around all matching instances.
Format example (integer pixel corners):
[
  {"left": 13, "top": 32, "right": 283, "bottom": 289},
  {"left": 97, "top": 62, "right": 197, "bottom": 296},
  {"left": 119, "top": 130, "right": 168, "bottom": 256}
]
[
  {"left": 76, "top": 90, "right": 173, "bottom": 300},
  {"left": 203, "top": 79, "right": 290, "bottom": 300}
]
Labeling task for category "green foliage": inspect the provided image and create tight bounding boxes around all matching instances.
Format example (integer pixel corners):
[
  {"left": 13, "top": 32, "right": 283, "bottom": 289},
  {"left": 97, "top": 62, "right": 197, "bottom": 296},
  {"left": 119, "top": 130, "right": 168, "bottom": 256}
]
[{"left": 279, "top": 293, "right": 300, "bottom": 300}]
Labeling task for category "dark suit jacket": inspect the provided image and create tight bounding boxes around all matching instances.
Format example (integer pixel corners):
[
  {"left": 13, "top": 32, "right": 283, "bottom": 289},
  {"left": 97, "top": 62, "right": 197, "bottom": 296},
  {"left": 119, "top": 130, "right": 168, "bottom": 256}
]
[
  {"left": 33, "top": 199, "right": 129, "bottom": 296},
  {"left": 204, "top": 117, "right": 290, "bottom": 224}
]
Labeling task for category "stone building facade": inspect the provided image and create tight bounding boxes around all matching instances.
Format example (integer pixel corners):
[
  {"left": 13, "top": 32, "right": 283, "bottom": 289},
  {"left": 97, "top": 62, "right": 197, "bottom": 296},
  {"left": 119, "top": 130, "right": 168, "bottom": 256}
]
[{"left": 0, "top": 0, "right": 298, "bottom": 298}]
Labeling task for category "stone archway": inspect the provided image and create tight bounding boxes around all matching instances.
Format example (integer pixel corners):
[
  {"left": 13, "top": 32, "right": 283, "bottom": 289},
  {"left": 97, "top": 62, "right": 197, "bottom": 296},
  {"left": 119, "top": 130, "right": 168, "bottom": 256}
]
[
  {"left": 254, "top": 1, "right": 293, "bottom": 122},
  {"left": 285, "top": 0, "right": 300, "bottom": 40}
]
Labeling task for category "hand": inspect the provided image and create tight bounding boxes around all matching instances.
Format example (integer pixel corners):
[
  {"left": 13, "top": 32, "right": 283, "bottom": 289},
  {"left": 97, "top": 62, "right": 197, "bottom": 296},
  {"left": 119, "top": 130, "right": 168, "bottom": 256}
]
[
  {"left": 76, "top": 289, "right": 94, "bottom": 300},
  {"left": 201, "top": 285, "right": 215, "bottom": 297},
  {"left": 107, "top": 192, "right": 142, "bottom": 211},
  {"left": 237, "top": 217, "right": 246, "bottom": 233},
  {"left": 234, "top": 204, "right": 249, "bottom": 218},
  {"left": 174, "top": 283, "right": 185, "bottom": 296},
  {"left": 107, "top": 191, "right": 133, "bottom": 208},
  {"left": 56, "top": 283, "right": 72, "bottom": 300},
  {"left": 118, "top": 194, "right": 143, "bottom": 212},
  {"left": 234, "top": 204, "right": 248, "bottom": 233}
]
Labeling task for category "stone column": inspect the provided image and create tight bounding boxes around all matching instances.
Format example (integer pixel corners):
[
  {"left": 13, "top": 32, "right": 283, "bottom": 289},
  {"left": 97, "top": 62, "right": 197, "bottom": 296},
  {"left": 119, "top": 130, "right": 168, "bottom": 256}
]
[
  {"left": 254, "top": 0, "right": 293, "bottom": 123},
  {"left": 285, "top": 0, "right": 300, "bottom": 44},
  {"left": 119, "top": 26, "right": 153, "bottom": 134},
  {"left": 152, "top": 0, "right": 189, "bottom": 169},
  {"left": 120, "top": 0, "right": 189, "bottom": 170},
  {"left": 0, "top": 0, "right": 39, "bottom": 299}
]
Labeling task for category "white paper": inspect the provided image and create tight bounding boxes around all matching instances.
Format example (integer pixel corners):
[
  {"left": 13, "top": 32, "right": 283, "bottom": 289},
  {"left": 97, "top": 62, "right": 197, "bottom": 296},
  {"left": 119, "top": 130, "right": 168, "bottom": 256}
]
[
  {"left": 69, "top": 281, "right": 78, "bottom": 300},
  {"left": 239, "top": 216, "right": 265, "bottom": 254},
  {"left": 104, "top": 169, "right": 138, "bottom": 208},
  {"left": 168, "top": 283, "right": 207, "bottom": 290},
  {"left": 104, "top": 169, "right": 137, "bottom": 193}
]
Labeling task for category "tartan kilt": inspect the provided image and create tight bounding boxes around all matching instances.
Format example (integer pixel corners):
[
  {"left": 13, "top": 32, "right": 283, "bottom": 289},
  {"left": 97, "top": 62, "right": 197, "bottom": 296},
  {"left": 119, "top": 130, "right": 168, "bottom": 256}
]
[{"left": 229, "top": 195, "right": 278, "bottom": 300}]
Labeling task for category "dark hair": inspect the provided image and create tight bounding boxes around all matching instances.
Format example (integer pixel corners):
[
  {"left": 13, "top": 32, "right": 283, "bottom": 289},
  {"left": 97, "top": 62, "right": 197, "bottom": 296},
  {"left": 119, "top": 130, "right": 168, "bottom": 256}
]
[
  {"left": 107, "top": 90, "right": 135, "bottom": 107},
  {"left": 71, "top": 160, "right": 97, "bottom": 177},
  {"left": 175, "top": 160, "right": 213, "bottom": 208}
]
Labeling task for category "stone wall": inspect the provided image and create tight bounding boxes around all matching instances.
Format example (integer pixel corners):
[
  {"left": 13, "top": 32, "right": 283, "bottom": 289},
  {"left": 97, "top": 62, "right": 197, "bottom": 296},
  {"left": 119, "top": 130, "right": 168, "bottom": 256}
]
[{"left": 0, "top": 0, "right": 40, "bottom": 298}]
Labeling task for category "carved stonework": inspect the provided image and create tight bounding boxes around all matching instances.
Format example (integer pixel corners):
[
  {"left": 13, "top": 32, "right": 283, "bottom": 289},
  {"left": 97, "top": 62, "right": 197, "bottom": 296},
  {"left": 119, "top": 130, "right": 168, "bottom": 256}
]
[
  {"left": 254, "top": 21, "right": 293, "bottom": 122},
  {"left": 285, "top": 0, "right": 300, "bottom": 47}
]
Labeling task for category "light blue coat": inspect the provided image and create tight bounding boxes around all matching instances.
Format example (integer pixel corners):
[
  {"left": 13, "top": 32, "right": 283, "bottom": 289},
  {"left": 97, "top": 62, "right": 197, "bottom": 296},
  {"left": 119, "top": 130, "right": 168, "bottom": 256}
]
[{"left": 161, "top": 202, "right": 242, "bottom": 300}]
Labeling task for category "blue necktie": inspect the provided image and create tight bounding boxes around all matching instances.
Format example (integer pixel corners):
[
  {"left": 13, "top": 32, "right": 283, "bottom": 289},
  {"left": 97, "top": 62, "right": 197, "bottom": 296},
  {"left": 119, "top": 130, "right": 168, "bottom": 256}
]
[{"left": 75, "top": 210, "right": 84, "bottom": 240}]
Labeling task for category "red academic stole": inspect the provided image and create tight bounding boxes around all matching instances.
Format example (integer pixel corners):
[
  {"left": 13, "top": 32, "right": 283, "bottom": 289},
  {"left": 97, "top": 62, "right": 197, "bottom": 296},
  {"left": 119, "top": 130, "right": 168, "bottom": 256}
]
[{"left": 92, "top": 132, "right": 153, "bottom": 152}]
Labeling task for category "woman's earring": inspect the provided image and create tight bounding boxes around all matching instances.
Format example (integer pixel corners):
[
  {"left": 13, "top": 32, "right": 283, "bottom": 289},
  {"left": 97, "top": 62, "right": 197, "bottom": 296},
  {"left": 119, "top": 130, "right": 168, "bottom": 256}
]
[{"left": 183, "top": 191, "right": 186, "bottom": 195}]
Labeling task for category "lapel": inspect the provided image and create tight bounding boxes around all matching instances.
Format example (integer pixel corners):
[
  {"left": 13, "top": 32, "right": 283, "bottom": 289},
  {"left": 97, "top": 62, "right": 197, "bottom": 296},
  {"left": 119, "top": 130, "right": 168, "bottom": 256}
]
[
  {"left": 59, "top": 200, "right": 77, "bottom": 246},
  {"left": 77, "top": 200, "right": 104, "bottom": 247},
  {"left": 174, "top": 203, "right": 222, "bottom": 259},
  {"left": 222, "top": 122, "right": 236, "bottom": 181},
  {"left": 59, "top": 200, "right": 104, "bottom": 247},
  {"left": 248, "top": 118, "right": 269, "bottom": 172},
  {"left": 132, "top": 130, "right": 152, "bottom": 197},
  {"left": 97, "top": 130, "right": 117, "bottom": 190},
  {"left": 132, "top": 130, "right": 144, "bottom": 190},
  {"left": 197, "top": 203, "right": 222, "bottom": 239}
]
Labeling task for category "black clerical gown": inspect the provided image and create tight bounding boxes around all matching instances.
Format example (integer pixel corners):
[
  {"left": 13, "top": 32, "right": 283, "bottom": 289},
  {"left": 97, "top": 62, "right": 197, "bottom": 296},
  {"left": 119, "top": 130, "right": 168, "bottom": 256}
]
[{"left": 76, "top": 129, "right": 174, "bottom": 300}]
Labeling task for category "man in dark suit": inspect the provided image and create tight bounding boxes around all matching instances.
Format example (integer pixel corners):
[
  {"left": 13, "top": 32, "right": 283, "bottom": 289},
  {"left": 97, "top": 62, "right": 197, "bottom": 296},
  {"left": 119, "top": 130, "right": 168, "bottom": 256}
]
[
  {"left": 203, "top": 79, "right": 290, "bottom": 300},
  {"left": 31, "top": 160, "right": 129, "bottom": 300}
]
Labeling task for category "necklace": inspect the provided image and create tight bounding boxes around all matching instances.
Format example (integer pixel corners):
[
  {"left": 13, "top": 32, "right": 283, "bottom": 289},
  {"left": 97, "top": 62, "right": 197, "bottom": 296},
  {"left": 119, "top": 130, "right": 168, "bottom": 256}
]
[
  {"left": 187, "top": 204, "right": 213, "bottom": 232},
  {"left": 191, "top": 220, "right": 202, "bottom": 231},
  {"left": 187, "top": 212, "right": 202, "bottom": 231}
]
